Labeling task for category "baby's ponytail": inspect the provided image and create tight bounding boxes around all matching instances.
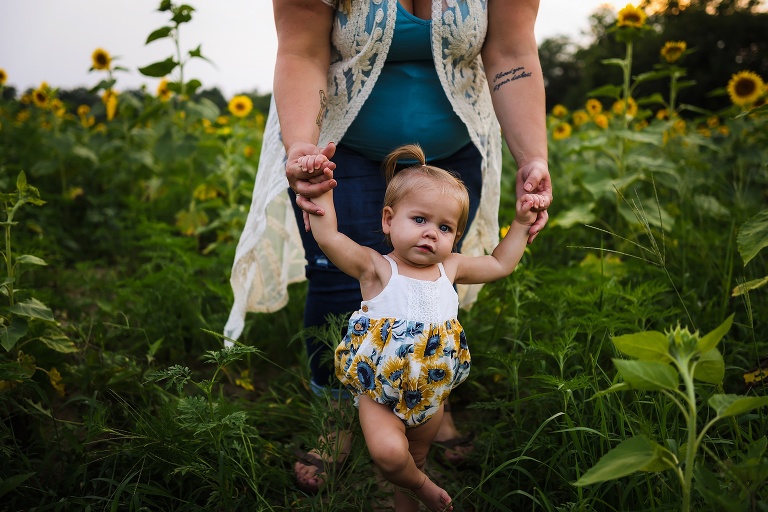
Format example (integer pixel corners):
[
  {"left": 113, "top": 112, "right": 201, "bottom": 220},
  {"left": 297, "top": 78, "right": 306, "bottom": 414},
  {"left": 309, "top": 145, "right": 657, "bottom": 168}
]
[{"left": 383, "top": 144, "right": 427, "bottom": 184}]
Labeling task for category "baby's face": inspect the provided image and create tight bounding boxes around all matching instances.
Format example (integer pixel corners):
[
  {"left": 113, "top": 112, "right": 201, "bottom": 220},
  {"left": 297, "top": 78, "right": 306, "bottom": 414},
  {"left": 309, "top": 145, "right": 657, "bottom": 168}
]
[{"left": 382, "top": 189, "right": 461, "bottom": 268}]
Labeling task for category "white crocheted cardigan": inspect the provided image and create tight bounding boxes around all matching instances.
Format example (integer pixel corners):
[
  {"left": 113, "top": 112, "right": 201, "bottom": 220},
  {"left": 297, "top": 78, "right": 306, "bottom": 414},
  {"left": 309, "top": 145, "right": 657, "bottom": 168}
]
[{"left": 225, "top": 0, "right": 501, "bottom": 341}]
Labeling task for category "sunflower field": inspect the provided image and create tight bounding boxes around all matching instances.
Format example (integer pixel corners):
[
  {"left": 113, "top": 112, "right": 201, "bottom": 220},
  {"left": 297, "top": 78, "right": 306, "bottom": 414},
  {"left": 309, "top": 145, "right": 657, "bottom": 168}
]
[{"left": 1, "top": 2, "right": 767, "bottom": 511}]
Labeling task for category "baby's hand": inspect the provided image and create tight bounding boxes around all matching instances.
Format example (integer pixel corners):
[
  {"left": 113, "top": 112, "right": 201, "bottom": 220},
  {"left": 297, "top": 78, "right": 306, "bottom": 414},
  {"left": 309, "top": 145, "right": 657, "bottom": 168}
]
[
  {"left": 517, "top": 193, "right": 550, "bottom": 226},
  {"left": 298, "top": 152, "right": 334, "bottom": 186}
]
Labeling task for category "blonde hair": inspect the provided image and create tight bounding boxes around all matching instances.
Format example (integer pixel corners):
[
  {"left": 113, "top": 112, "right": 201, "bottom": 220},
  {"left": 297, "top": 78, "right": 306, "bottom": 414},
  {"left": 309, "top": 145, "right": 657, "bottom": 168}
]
[
  {"left": 382, "top": 144, "right": 470, "bottom": 248},
  {"left": 322, "top": 0, "right": 352, "bottom": 14}
]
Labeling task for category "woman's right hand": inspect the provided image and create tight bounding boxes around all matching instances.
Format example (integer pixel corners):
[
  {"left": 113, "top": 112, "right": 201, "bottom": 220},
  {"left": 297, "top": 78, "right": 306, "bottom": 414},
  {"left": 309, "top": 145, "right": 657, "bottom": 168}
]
[{"left": 286, "top": 141, "right": 338, "bottom": 231}]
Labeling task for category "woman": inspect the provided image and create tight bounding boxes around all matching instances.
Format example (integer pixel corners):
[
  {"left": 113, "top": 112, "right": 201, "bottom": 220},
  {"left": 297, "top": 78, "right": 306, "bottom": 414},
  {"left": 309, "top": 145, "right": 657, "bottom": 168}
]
[{"left": 225, "top": 0, "right": 552, "bottom": 494}]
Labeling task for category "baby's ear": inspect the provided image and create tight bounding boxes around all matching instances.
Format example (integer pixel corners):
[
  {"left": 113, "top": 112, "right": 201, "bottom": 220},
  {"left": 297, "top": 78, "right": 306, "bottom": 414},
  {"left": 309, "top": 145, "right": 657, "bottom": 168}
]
[{"left": 381, "top": 206, "right": 394, "bottom": 233}]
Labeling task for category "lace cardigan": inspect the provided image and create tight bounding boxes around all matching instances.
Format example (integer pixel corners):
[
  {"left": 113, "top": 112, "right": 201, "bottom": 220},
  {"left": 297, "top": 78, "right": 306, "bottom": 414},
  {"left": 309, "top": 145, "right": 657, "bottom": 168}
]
[{"left": 224, "top": 0, "right": 501, "bottom": 341}]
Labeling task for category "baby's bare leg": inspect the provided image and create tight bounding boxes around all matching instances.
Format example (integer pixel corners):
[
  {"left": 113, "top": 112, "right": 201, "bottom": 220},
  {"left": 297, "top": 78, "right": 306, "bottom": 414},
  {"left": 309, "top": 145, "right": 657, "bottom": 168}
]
[{"left": 358, "top": 397, "right": 452, "bottom": 512}]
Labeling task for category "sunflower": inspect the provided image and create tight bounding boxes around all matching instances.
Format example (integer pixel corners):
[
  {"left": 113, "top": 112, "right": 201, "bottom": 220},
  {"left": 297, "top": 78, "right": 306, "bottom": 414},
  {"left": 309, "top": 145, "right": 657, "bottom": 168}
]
[
  {"left": 395, "top": 376, "right": 435, "bottom": 425},
  {"left": 419, "top": 361, "right": 452, "bottom": 387},
  {"left": 552, "top": 122, "right": 572, "bottom": 140},
  {"left": 586, "top": 98, "right": 603, "bottom": 116},
  {"left": 349, "top": 355, "right": 382, "bottom": 397},
  {"left": 594, "top": 113, "right": 609, "bottom": 129},
  {"left": 660, "top": 41, "right": 687, "bottom": 64},
  {"left": 228, "top": 95, "right": 253, "bottom": 117},
  {"left": 157, "top": 78, "right": 172, "bottom": 101},
  {"left": 617, "top": 4, "right": 647, "bottom": 28},
  {"left": 413, "top": 327, "right": 444, "bottom": 364},
  {"left": 612, "top": 97, "right": 638, "bottom": 118},
  {"left": 656, "top": 108, "right": 669, "bottom": 120},
  {"left": 32, "top": 87, "right": 48, "bottom": 108},
  {"left": 706, "top": 116, "right": 720, "bottom": 128},
  {"left": 551, "top": 104, "right": 568, "bottom": 119},
  {"left": 91, "top": 48, "right": 112, "bottom": 71},
  {"left": 77, "top": 104, "right": 91, "bottom": 117},
  {"left": 0, "top": 68, "right": 7, "bottom": 86},
  {"left": 572, "top": 110, "right": 590, "bottom": 127},
  {"left": 102, "top": 89, "right": 118, "bottom": 121},
  {"left": 727, "top": 70, "right": 765, "bottom": 107}
]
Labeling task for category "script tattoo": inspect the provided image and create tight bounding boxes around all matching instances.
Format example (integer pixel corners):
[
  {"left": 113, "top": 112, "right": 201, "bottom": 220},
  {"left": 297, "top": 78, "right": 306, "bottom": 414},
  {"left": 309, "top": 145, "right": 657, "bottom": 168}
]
[
  {"left": 492, "top": 66, "right": 532, "bottom": 92},
  {"left": 316, "top": 90, "right": 328, "bottom": 128}
]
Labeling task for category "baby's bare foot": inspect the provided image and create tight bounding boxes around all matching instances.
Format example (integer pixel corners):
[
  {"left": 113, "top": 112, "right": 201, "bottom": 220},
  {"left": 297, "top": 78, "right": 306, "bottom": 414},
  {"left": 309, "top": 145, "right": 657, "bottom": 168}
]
[{"left": 413, "top": 476, "right": 453, "bottom": 512}]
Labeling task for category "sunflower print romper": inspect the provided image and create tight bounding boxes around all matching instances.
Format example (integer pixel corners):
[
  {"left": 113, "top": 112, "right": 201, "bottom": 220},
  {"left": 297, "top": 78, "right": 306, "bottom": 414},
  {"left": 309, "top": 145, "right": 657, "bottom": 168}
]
[{"left": 335, "top": 255, "right": 471, "bottom": 427}]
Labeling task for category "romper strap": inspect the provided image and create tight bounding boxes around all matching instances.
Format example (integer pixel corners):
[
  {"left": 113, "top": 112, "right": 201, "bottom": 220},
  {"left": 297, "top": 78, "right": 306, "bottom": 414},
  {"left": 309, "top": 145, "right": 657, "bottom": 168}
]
[
  {"left": 437, "top": 262, "right": 447, "bottom": 278},
  {"left": 382, "top": 254, "right": 399, "bottom": 275}
]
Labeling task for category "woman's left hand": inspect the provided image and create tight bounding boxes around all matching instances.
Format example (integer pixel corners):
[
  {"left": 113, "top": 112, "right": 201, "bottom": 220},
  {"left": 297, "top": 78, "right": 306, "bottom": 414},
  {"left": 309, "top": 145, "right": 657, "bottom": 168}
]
[{"left": 516, "top": 157, "right": 552, "bottom": 244}]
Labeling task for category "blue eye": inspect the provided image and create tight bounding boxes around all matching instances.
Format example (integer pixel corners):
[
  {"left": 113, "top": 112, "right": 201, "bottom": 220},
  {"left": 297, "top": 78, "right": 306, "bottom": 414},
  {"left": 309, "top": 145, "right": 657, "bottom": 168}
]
[
  {"left": 414, "top": 216, "right": 425, "bottom": 224},
  {"left": 440, "top": 225, "right": 451, "bottom": 233}
]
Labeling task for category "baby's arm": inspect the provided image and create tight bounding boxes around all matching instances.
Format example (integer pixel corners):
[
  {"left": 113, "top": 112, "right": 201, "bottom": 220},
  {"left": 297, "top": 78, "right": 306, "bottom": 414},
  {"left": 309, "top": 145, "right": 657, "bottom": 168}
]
[
  {"left": 307, "top": 178, "right": 380, "bottom": 283},
  {"left": 453, "top": 192, "right": 548, "bottom": 284}
]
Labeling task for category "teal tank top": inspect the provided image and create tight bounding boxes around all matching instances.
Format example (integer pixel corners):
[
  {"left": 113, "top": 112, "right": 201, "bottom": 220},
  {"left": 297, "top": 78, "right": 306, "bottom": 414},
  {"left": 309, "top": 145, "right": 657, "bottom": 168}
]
[{"left": 340, "top": 3, "right": 471, "bottom": 161}]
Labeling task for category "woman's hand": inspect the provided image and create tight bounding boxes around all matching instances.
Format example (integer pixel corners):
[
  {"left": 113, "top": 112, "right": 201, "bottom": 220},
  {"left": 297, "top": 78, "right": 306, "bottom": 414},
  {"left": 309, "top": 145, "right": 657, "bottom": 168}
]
[
  {"left": 516, "top": 158, "right": 552, "bottom": 244},
  {"left": 286, "top": 141, "right": 337, "bottom": 231}
]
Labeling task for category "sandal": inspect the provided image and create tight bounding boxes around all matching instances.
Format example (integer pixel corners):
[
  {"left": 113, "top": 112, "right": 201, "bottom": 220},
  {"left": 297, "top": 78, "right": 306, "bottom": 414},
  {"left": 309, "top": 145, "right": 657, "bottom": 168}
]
[
  {"left": 293, "top": 449, "right": 347, "bottom": 494},
  {"left": 432, "top": 432, "right": 475, "bottom": 467}
]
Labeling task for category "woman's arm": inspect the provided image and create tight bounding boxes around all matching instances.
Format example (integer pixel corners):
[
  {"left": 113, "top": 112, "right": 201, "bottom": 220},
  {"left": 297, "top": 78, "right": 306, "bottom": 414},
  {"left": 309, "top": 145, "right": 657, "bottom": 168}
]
[
  {"left": 482, "top": 0, "right": 552, "bottom": 243},
  {"left": 273, "top": 0, "right": 337, "bottom": 209}
]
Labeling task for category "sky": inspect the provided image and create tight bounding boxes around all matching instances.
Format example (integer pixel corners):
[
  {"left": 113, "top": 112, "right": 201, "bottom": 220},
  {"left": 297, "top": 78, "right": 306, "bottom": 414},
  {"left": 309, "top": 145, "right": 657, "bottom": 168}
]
[{"left": 1, "top": 1, "right": 617, "bottom": 98}]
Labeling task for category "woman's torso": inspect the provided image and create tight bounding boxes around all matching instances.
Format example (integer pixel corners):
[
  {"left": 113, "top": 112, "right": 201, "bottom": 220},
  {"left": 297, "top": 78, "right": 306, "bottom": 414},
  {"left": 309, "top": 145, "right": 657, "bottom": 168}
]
[{"left": 340, "top": 1, "right": 471, "bottom": 160}]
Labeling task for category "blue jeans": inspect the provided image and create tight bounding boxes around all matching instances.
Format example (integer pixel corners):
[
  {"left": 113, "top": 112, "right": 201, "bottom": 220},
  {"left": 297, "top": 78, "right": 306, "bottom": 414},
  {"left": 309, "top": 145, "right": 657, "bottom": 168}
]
[{"left": 290, "top": 142, "right": 483, "bottom": 393}]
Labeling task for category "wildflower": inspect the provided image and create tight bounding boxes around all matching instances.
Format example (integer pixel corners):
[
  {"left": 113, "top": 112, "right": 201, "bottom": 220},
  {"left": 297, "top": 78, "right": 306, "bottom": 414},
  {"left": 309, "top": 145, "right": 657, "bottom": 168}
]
[
  {"left": 228, "top": 95, "right": 253, "bottom": 118},
  {"left": 551, "top": 104, "right": 568, "bottom": 118},
  {"left": 157, "top": 78, "right": 172, "bottom": 101},
  {"left": 552, "top": 122, "right": 572, "bottom": 140},
  {"left": 244, "top": 145, "right": 255, "bottom": 158},
  {"left": 617, "top": 4, "right": 647, "bottom": 28},
  {"left": 656, "top": 108, "right": 669, "bottom": 120},
  {"left": 102, "top": 89, "right": 118, "bottom": 121},
  {"left": 727, "top": 70, "right": 765, "bottom": 107},
  {"left": 500, "top": 224, "right": 510, "bottom": 238},
  {"left": 594, "top": 113, "right": 609, "bottom": 129},
  {"left": 586, "top": 99, "right": 603, "bottom": 116},
  {"left": 660, "top": 41, "right": 686, "bottom": 64},
  {"left": 216, "top": 115, "right": 229, "bottom": 125},
  {"left": 0, "top": 68, "right": 7, "bottom": 86},
  {"left": 50, "top": 98, "right": 66, "bottom": 118},
  {"left": 91, "top": 48, "right": 112, "bottom": 71},
  {"left": 32, "top": 87, "right": 48, "bottom": 108},
  {"left": 48, "top": 367, "right": 66, "bottom": 397},
  {"left": 572, "top": 110, "right": 590, "bottom": 127}
]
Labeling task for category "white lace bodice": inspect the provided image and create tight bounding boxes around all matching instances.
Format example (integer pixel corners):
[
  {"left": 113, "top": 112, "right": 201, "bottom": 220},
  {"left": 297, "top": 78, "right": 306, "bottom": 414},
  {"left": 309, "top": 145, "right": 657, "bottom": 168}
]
[
  {"left": 224, "top": 0, "right": 501, "bottom": 341},
  {"left": 361, "top": 256, "right": 458, "bottom": 323}
]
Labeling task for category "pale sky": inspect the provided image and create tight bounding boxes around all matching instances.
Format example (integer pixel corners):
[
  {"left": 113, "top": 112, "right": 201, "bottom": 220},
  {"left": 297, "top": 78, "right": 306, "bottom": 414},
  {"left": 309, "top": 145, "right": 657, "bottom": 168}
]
[{"left": 1, "top": 1, "right": 617, "bottom": 98}]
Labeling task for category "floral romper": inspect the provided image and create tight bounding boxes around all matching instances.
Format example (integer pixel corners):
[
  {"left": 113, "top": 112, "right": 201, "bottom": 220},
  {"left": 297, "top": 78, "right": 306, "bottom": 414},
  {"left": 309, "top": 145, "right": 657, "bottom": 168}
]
[{"left": 335, "top": 255, "right": 471, "bottom": 427}]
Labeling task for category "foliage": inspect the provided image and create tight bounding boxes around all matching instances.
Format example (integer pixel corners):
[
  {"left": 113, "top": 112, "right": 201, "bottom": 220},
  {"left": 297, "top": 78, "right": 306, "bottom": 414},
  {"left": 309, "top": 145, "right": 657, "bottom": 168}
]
[{"left": 0, "top": 1, "right": 767, "bottom": 510}]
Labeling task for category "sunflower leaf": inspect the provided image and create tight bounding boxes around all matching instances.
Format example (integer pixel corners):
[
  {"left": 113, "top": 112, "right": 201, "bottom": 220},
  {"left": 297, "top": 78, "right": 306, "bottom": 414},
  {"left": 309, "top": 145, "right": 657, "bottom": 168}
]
[
  {"left": 139, "top": 58, "right": 178, "bottom": 78},
  {"left": 146, "top": 26, "right": 173, "bottom": 44},
  {"left": 737, "top": 209, "right": 768, "bottom": 267}
]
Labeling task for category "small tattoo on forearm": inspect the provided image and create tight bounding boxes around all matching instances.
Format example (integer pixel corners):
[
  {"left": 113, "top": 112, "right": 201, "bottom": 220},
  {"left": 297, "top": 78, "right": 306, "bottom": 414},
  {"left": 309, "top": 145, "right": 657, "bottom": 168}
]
[
  {"left": 316, "top": 90, "right": 328, "bottom": 128},
  {"left": 492, "top": 66, "right": 532, "bottom": 92}
]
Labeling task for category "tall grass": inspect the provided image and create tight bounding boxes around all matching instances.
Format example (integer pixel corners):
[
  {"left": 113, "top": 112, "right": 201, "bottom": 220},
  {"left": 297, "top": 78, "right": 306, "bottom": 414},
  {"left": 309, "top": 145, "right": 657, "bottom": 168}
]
[{"left": 1, "top": 1, "right": 767, "bottom": 510}]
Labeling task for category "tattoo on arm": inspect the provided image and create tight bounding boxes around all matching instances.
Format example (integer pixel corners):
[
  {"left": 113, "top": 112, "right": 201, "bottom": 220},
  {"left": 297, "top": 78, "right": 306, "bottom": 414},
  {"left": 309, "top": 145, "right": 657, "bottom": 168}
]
[
  {"left": 316, "top": 90, "right": 328, "bottom": 128},
  {"left": 492, "top": 66, "right": 532, "bottom": 93}
]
